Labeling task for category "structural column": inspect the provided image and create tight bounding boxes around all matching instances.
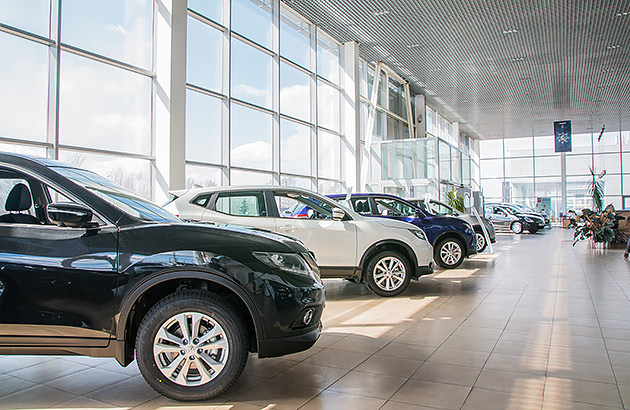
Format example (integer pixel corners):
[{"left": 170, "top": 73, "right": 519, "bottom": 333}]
[
  {"left": 341, "top": 41, "right": 360, "bottom": 191},
  {"left": 154, "top": 0, "right": 187, "bottom": 203}
]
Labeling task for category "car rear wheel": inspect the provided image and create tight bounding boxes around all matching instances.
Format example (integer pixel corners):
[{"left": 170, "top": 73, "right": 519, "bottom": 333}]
[
  {"left": 475, "top": 231, "right": 487, "bottom": 253},
  {"left": 365, "top": 251, "right": 411, "bottom": 297},
  {"left": 511, "top": 221, "right": 523, "bottom": 234},
  {"left": 136, "top": 290, "right": 248, "bottom": 401},
  {"left": 435, "top": 237, "right": 465, "bottom": 269}
]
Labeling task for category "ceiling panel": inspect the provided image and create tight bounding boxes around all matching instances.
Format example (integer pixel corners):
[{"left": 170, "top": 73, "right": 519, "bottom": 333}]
[{"left": 283, "top": 0, "right": 630, "bottom": 139}]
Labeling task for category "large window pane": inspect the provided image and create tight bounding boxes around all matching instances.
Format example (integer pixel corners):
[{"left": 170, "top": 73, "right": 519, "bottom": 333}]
[
  {"left": 480, "top": 139, "right": 503, "bottom": 158},
  {"left": 231, "top": 169, "right": 273, "bottom": 185},
  {"left": 230, "top": 103, "right": 272, "bottom": 170},
  {"left": 623, "top": 131, "right": 630, "bottom": 152},
  {"left": 0, "top": 33, "right": 48, "bottom": 142},
  {"left": 58, "top": 150, "right": 152, "bottom": 199},
  {"left": 59, "top": 52, "right": 151, "bottom": 155},
  {"left": 317, "top": 81, "right": 340, "bottom": 132},
  {"left": 0, "top": 142, "right": 47, "bottom": 157},
  {"left": 281, "top": 119, "right": 311, "bottom": 176},
  {"left": 187, "top": 16, "right": 222, "bottom": 92},
  {"left": 534, "top": 136, "right": 555, "bottom": 156},
  {"left": 602, "top": 174, "right": 622, "bottom": 196},
  {"left": 594, "top": 153, "right": 621, "bottom": 174},
  {"left": 280, "top": 63, "right": 310, "bottom": 122},
  {"left": 505, "top": 178, "right": 534, "bottom": 198},
  {"left": 381, "top": 139, "right": 436, "bottom": 181},
  {"left": 231, "top": 0, "right": 272, "bottom": 49},
  {"left": 318, "top": 179, "right": 342, "bottom": 194},
  {"left": 0, "top": 0, "right": 50, "bottom": 37},
  {"left": 438, "top": 141, "right": 451, "bottom": 181},
  {"left": 186, "top": 164, "right": 222, "bottom": 188},
  {"left": 388, "top": 79, "right": 406, "bottom": 120},
  {"left": 61, "top": 0, "right": 153, "bottom": 69},
  {"left": 535, "top": 156, "right": 560, "bottom": 176},
  {"left": 317, "top": 32, "right": 339, "bottom": 85},
  {"left": 505, "top": 157, "right": 533, "bottom": 177},
  {"left": 231, "top": 39, "right": 272, "bottom": 108},
  {"left": 318, "top": 131, "right": 340, "bottom": 179},
  {"left": 594, "top": 132, "right": 620, "bottom": 154},
  {"left": 480, "top": 158, "right": 503, "bottom": 179},
  {"left": 188, "top": 0, "right": 222, "bottom": 24},
  {"left": 567, "top": 133, "right": 592, "bottom": 155},
  {"left": 452, "top": 150, "right": 462, "bottom": 184},
  {"left": 281, "top": 175, "right": 313, "bottom": 190},
  {"left": 481, "top": 179, "right": 502, "bottom": 198},
  {"left": 535, "top": 176, "right": 562, "bottom": 197},
  {"left": 186, "top": 90, "right": 222, "bottom": 164},
  {"left": 280, "top": 7, "right": 310, "bottom": 69},
  {"left": 504, "top": 137, "right": 533, "bottom": 157},
  {"left": 565, "top": 154, "right": 592, "bottom": 175}
]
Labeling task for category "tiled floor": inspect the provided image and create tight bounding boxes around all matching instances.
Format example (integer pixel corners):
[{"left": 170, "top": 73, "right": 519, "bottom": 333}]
[{"left": 2, "top": 227, "right": 630, "bottom": 409}]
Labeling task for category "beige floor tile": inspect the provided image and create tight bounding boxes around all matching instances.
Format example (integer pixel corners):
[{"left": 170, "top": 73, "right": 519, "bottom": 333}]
[
  {"left": 609, "top": 351, "right": 630, "bottom": 368},
  {"left": 462, "top": 387, "right": 543, "bottom": 410},
  {"left": 301, "top": 390, "right": 386, "bottom": 410},
  {"left": 86, "top": 376, "right": 160, "bottom": 407},
  {"left": 427, "top": 347, "right": 490, "bottom": 367},
  {"left": 375, "top": 341, "right": 437, "bottom": 361},
  {"left": 548, "top": 345, "right": 610, "bottom": 365},
  {"left": 390, "top": 379, "right": 472, "bottom": 409},
  {"left": 612, "top": 365, "right": 630, "bottom": 385},
  {"left": 619, "top": 384, "right": 630, "bottom": 409},
  {"left": 0, "top": 374, "right": 36, "bottom": 398},
  {"left": 550, "top": 334, "right": 607, "bottom": 350},
  {"left": 542, "top": 398, "right": 621, "bottom": 409},
  {"left": 485, "top": 352, "right": 548, "bottom": 375},
  {"left": 242, "top": 357, "right": 297, "bottom": 379},
  {"left": 328, "top": 370, "right": 407, "bottom": 399},
  {"left": 0, "top": 385, "right": 75, "bottom": 409},
  {"left": 44, "top": 367, "right": 132, "bottom": 396},
  {"left": 544, "top": 377, "right": 623, "bottom": 408},
  {"left": 354, "top": 354, "right": 423, "bottom": 377},
  {"left": 604, "top": 338, "right": 630, "bottom": 353},
  {"left": 52, "top": 396, "right": 119, "bottom": 408},
  {"left": 9, "top": 359, "right": 91, "bottom": 384},
  {"left": 301, "top": 348, "right": 370, "bottom": 369},
  {"left": 547, "top": 361, "right": 615, "bottom": 384},
  {"left": 412, "top": 361, "right": 481, "bottom": 386},
  {"left": 380, "top": 401, "right": 441, "bottom": 410},
  {"left": 270, "top": 362, "right": 348, "bottom": 388},
  {"left": 474, "top": 368, "right": 546, "bottom": 397},
  {"left": 0, "top": 355, "right": 57, "bottom": 374},
  {"left": 233, "top": 379, "right": 322, "bottom": 409},
  {"left": 439, "top": 335, "right": 497, "bottom": 353},
  {"left": 328, "top": 335, "right": 390, "bottom": 354}
]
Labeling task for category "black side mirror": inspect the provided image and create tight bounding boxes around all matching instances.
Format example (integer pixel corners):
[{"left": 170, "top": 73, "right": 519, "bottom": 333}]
[
  {"left": 47, "top": 202, "right": 93, "bottom": 228},
  {"left": 415, "top": 209, "right": 424, "bottom": 218}
]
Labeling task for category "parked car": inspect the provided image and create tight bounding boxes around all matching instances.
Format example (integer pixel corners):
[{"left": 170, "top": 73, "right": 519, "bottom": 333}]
[
  {"left": 485, "top": 204, "right": 545, "bottom": 233},
  {"left": 327, "top": 194, "right": 477, "bottom": 269},
  {"left": 498, "top": 203, "right": 551, "bottom": 227},
  {"left": 409, "top": 198, "right": 496, "bottom": 253},
  {"left": 166, "top": 186, "right": 434, "bottom": 297},
  {"left": 0, "top": 152, "right": 325, "bottom": 401}
]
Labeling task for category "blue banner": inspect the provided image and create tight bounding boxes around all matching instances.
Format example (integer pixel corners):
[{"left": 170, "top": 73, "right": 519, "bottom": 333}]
[{"left": 554, "top": 120, "right": 572, "bottom": 153}]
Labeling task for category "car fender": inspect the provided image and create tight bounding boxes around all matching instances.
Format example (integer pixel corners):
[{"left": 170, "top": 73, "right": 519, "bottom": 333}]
[{"left": 357, "top": 239, "right": 420, "bottom": 280}]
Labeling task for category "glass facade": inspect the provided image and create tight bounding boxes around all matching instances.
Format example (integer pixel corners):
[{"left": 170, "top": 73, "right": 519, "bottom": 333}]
[{"left": 480, "top": 132, "right": 630, "bottom": 217}]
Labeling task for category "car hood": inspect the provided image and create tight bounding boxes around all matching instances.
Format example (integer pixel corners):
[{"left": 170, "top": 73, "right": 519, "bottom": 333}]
[{"left": 514, "top": 212, "right": 545, "bottom": 221}]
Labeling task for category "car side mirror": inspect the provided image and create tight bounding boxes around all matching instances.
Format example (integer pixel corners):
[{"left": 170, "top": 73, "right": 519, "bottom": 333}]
[
  {"left": 332, "top": 207, "right": 345, "bottom": 221},
  {"left": 47, "top": 202, "right": 94, "bottom": 228},
  {"left": 415, "top": 209, "right": 423, "bottom": 218}
]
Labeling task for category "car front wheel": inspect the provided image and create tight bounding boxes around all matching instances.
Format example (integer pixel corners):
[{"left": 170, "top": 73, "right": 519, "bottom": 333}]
[
  {"left": 435, "top": 237, "right": 465, "bottom": 269},
  {"left": 511, "top": 221, "right": 523, "bottom": 234},
  {"left": 475, "top": 231, "right": 487, "bottom": 253},
  {"left": 136, "top": 290, "right": 248, "bottom": 401},
  {"left": 365, "top": 251, "right": 411, "bottom": 297}
]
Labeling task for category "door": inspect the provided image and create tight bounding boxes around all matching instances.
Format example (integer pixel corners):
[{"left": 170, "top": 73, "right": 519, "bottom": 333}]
[
  {"left": 0, "top": 169, "right": 118, "bottom": 347},
  {"left": 488, "top": 206, "right": 512, "bottom": 228},
  {"left": 202, "top": 190, "right": 277, "bottom": 232},
  {"left": 271, "top": 190, "right": 357, "bottom": 271}
]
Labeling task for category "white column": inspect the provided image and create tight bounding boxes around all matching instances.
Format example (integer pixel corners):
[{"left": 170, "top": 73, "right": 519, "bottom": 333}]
[
  {"left": 153, "top": 0, "right": 187, "bottom": 203},
  {"left": 341, "top": 41, "right": 360, "bottom": 191}
]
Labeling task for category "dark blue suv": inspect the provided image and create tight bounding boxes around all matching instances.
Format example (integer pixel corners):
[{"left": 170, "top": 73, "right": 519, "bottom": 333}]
[{"left": 329, "top": 193, "right": 477, "bottom": 269}]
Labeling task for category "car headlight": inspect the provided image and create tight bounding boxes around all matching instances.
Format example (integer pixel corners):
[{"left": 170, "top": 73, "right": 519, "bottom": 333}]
[
  {"left": 409, "top": 229, "right": 427, "bottom": 241},
  {"left": 253, "top": 252, "right": 316, "bottom": 277}
]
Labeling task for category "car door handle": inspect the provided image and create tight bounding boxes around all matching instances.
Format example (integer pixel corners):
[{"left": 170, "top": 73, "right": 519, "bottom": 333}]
[{"left": 280, "top": 224, "right": 296, "bottom": 233}]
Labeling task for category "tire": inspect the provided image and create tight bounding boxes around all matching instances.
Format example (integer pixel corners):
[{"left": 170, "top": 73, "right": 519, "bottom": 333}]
[
  {"left": 475, "top": 231, "right": 487, "bottom": 253},
  {"left": 434, "top": 237, "right": 465, "bottom": 269},
  {"left": 364, "top": 250, "right": 411, "bottom": 297},
  {"left": 135, "top": 290, "right": 249, "bottom": 401},
  {"left": 511, "top": 221, "right": 523, "bottom": 234}
]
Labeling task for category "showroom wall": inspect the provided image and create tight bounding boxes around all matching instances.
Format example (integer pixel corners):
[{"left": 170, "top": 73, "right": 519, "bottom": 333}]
[{"left": 480, "top": 131, "right": 630, "bottom": 216}]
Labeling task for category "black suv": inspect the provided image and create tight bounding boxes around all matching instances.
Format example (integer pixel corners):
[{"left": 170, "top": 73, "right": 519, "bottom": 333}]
[{"left": 0, "top": 152, "right": 324, "bottom": 401}]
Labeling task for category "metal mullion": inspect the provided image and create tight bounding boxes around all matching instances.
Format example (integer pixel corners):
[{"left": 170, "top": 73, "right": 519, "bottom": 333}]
[
  {"left": 316, "top": 126, "right": 341, "bottom": 137},
  {"left": 0, "top": 22, "right": 54, "bottom": 46},
  {"left": 222, "top": 0, "right": 231, "bottom": 185},
  {"left": 310, "top": 23, "right": 317, "bottom": 188},
  {"left": 187, "top": 9, "right": 227, "bottom": 32},
  {"left": 50, "top": 0, "right": 61, "bottom": 160},
  {"left": 186, "top": 83, "right": 227, "bottom": 100},
  {"left": 230, "top": 166, "right": 276, "bottom": 175},
  {"left": 316, "top": 74, "right": 341, "bottom": 91},
  {"left": 231, "top": 98, "right": 276, "bottom": 116},
  {"left": 279, "top": 55, "right": 314, "bottom": 76},
  {"left": 0, "top": 136, "right": 53, "bottom": 149},
  {"left": 59, "top": 44, "right": 155, "bottom": 78},
  {"left": 185, "top": 159, "right": 226, "bottom": 168},
  {"left": 272, "top": 0, "right": 280, "bottom": 184},
  {"left": 279, "top": 113, "right": 314, "bottom": 128},
  {"left": 57, "top": 144, "right": 155, "bottom": 161}
]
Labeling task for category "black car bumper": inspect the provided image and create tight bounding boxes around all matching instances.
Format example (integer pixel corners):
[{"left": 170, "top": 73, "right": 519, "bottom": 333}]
[
  {"left": 416, "top": 262, "right": 434, "bottom": 277},
  {"left": 258, "top": 322, "right": 322, "bottom": 358},
  {"left": 523, "top": 221, "right": 540, "bottom": 231}
]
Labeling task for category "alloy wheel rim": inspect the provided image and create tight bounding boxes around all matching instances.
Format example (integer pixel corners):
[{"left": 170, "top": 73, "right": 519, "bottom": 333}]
[
  {"left": 512, "top": 222, "right": 522, "bottom": 233},
  {"left": 373, "top": 257, "right": 406, "bottom": 291},
  {"left": 153, "top": 311, "right": 229, "bottom": 386},
  {"left": 475, "top": 233, "right": 485, "bottom": 252},
  {"left": 440, "top": 241, "right": 462, "bottom": 266}
]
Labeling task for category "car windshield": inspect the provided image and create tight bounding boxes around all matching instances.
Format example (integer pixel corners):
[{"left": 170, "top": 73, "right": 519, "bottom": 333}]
[{"left": 52, "top": 167, "right": 180, "bottom": 223}]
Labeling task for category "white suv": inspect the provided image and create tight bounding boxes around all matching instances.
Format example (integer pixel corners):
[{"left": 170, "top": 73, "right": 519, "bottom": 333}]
[{"left": 165, "top": 186, "right": 434, "bottom": 297}]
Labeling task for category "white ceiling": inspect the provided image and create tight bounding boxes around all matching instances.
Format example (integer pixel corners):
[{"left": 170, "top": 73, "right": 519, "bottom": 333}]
[{"left": 283, "top": 0, "right": 630, "bottom": 140}]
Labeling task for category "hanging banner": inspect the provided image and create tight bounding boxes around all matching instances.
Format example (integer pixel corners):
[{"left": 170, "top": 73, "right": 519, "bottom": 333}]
[{"left": 554, "top": 120, "right": 572, "bottom": 153}]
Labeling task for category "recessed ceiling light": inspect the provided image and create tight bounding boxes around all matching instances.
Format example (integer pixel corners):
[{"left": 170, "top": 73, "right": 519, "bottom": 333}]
[
  {"left": 520, "top": 77, "right": 532, "bottom": 81},
  {"left": 502, "top": 29, "right": 518, "bottom": 34},
  {"left": 607, "top": 44, "right": 622, "bottom": 50},
  {"left": 374, "top": 10, "right": 389, "bottom": 16},
  {"left": 594, "top": 99, "right": 604, "bottom": 103},
  {"left": 602, "top": 68, "right": 613, "bottom": 73},
  {"left": 615, "top": 11, "right": 630, "bottom": 16},
  {"left": 511, "top": 57, "right": 525, "bottom": 62},
  {"left": 408, "top": 44, "right": 422, "bottom": 49}
]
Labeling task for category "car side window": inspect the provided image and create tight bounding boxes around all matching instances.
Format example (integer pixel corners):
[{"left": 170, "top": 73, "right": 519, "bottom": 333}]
[
  {"left": 0, "top": 178, "right": 36, "bottom": 217},
  {"left": 191, "top": 194, "right": 211, "bottom": 208},
  {"left": 214, "top": 192, "right": 266, "bottom": 217},
  {"left": 274, "top": 192, "right": 333, "bottom": 220},
  {"left": 351, "top": 198, "right": 371, "bottom": 215},
  {"left": 44, "top": 185, "right": 106, "bottom": 226},
  {"left": 374, "top": 198, "right": 415, "bottom": 217}
]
